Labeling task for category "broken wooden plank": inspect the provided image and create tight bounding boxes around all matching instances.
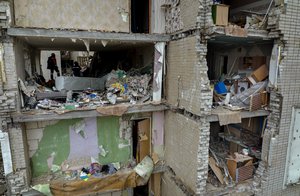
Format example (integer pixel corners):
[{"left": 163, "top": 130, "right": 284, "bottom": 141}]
[
  {"left": 208, "top": 156, "right": 225, "bottom": 184},
  {"left": 138, "top": 119, "right": 151, "bottom": 163},
  {"left": 151, "top": 152, "right": 159, "bottom": 164},
  {"left": 150, "top": 173, "right": 161, "bottom": 196},
  {"left": 96, "top": 105, "right": 128, "bottom": 116}
]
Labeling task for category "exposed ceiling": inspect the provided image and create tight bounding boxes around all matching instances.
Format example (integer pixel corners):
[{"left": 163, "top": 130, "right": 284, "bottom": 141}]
[
  {"left": 17, "top": 36, "right": 153, "bottom": 51},
  {"left": 208, "top": 35, "right": 273, "bottom": 49}
]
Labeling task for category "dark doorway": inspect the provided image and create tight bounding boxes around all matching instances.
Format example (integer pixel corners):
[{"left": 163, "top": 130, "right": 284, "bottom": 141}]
[
  {"left": 131, "top": 0, "right": 150, "bottom": 33},
  {"left": 134, "top": 184, "right": 149, "bottom": 196},
  {"left": 132, "top": 118, "right": 150, "bottom": 196},
  {"left": 132, "top": 118, "right": 150, "bottom": 162}
]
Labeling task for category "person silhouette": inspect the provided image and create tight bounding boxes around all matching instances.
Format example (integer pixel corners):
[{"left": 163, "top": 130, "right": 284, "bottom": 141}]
[{"left": 47, "top": 53, "right": 60, "bottom": 80}]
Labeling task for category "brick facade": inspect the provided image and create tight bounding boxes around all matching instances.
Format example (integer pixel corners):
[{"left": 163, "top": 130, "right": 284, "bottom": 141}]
[{"left": 253, "top": 1, "right": 300, "bottom": 195}]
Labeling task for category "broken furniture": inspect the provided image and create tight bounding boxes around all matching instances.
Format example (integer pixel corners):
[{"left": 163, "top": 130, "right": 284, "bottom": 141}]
[
  {"left": 247, "top": 64, "right": 269, "bottom": 85},
  {"left": 227, "top": 154, "right": 253, "bottom": 183},
  {"left": 249, "top": 91, "right": 268, "bottom": 112},
  {"left": 219, "top": 133, "right": 261, "bottom": 159}
]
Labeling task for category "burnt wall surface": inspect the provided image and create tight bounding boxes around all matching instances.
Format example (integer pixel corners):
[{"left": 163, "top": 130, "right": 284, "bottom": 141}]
[{"left": 254, "top": 1, "right": 300, "bottom": 195}]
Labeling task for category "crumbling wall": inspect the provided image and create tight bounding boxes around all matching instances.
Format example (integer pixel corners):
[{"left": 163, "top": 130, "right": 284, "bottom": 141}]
[
  {"left": 0, "top": 41, "right": 19, "bottom": 113},
  {"left": 162, "top": 171, "right": 192, "bottom": 196},
  {"left": 164, "top": 1, "right": 212, "bottom": 194},
  {"left": 25, "top": 121, "right": 58, "bottom": 158},
  {"left": 14, "top": 0, "right": 130, "bottom": 32},
  {"left": 0, "top": 1, "right": 12, "bottom": 28},
  {"left": 7, "top": 123, "right": 31, "bottom": 195},
  {"left": 25, "top": 117, "right": 131, "bottom": 178},
  {"left": 165, "top": 0, "right": 200, "bottom": 33},
  {"left": 180, "top": 0, "right": 200, "bottom": 31},
  {"left": 166, "top": 36, "right": 202, "bottom": 115},
  {"left": 164, "top": 111, "right": 199, "bottom": 194},
  {"left": 253, "top": 1, "right": 300, "bottom": 195}
]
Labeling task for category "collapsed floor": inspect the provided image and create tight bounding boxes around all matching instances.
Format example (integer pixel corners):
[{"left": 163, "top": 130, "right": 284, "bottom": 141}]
[{"left": 207, "top": 117, "right": 265, "bottom": 193}]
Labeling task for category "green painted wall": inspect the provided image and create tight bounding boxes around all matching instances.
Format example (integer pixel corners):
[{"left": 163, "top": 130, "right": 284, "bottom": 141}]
[
  {"left": 30, "top": 117, "right": 131, "bottom": 177},
  {"left": 31, "top": 119, "right": 78, "bottom": 177},
  {"left": 97, "top": 116, "right": 130, "bottom": 164}
]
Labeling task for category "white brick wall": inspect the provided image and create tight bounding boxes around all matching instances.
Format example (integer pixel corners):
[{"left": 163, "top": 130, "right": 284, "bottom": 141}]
[
  {"left": 9, "top": 125, "right": 27, "bottom": 169},
  {"left": 25, "top": 120, "right": 58, "bottom": 157},
  {"left": 0, "top": 42, "right": 18, "bottom": 113},
  {"left": 164, "top": 111, "right": 200, "bottom": 193}
]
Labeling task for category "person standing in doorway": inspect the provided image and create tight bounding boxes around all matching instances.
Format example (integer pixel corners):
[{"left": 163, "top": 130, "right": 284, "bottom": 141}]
[
  {"left": 72, "top": 61, "right": 81, "bottom": 77},
  {"left": 47, "top": 53, "right": 60, "bottom": 80}
]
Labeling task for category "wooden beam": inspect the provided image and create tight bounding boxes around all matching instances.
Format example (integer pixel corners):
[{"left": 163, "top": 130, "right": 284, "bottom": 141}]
[{"left": 209, "top": 156, "right": 225, "bottom": 184}]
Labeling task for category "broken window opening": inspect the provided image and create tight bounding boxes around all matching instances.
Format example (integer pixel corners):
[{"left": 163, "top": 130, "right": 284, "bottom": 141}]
[
  {"left": 207, "top": 39, "right": 273, "bottom": 112},
  {"left": 207, "top": 116, "right": 265, "bottom": 192},
  {"left": 131, "top": 0, "right": 150, "bottom": 33}
]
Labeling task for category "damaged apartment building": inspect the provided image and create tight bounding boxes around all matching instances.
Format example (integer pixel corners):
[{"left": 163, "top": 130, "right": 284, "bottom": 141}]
[{"left": 0, "top": 0, "right": 299, "bottom": 195}]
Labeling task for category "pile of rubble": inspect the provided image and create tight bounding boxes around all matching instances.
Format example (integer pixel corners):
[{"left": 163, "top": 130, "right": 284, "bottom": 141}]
[
  {"left": 18, "top": 69, "right": 152, "bottom": 111},
  {"left": 212, "top": 64, "right": 269, "bottom": 111},
  {"left": 105, "top": 69, "right": 152, "bottom": 105}
]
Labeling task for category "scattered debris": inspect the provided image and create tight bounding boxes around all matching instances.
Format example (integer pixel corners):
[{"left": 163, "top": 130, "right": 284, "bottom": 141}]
[
  {"left": 133, "top": 156, "right": 154, "bottom": 183},
  {"left": 209, "top": 156, "right": 225, "bottom": 184},
  {"left": 98, "top": 145, "right": 108, "bottom": 157},
  {"left": 49, "top": 157, "right": 154, "bottom": 195},
  {"left": 71, "top": 121, "right": 87, "bottom": 139},
  {"left": 32, "top": 184, "right": 51, "bottom": 196},
  {"left": 18, "top": 68, "right": 153, "bottom": 113},
  {"left": 213, "top": 63, "right": 269, "bottom": 112}
]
